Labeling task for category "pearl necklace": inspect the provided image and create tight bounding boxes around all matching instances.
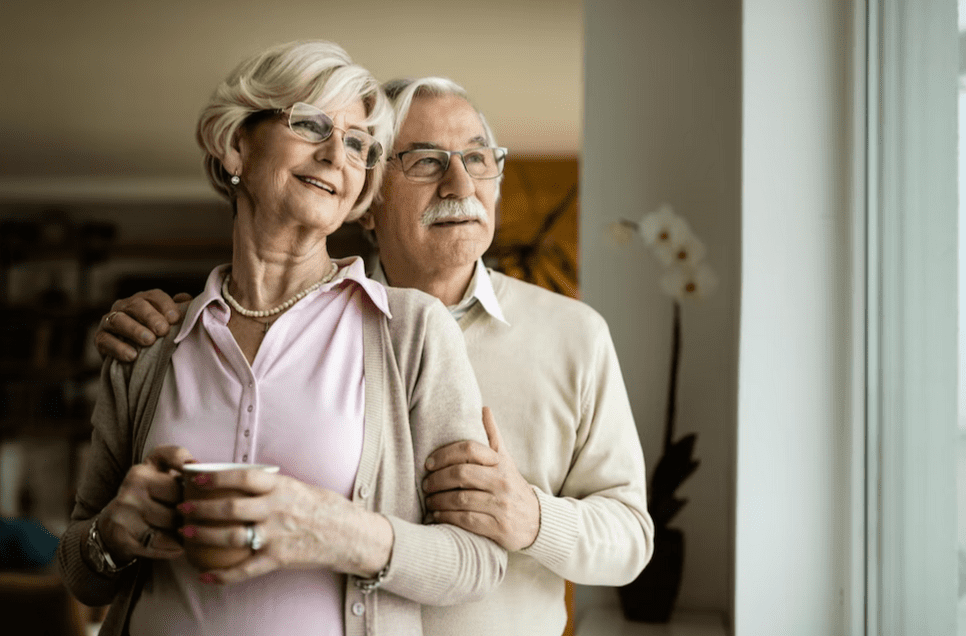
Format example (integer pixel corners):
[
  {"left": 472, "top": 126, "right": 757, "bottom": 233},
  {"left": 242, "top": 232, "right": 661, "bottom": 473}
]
[{"left": 221, "top": 262, "right": 339, "bottom": 318}]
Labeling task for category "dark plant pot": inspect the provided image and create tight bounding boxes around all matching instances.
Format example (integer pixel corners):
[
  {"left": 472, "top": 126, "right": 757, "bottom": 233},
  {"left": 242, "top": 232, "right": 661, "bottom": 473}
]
[{"left": 618, "top": 527, "right": 684, "bottom": 623}]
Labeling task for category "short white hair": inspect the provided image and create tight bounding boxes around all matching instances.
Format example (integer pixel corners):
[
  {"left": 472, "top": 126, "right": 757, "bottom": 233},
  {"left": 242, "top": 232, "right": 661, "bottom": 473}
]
[{"left": 196, "top": 40, "right": 392, "bottom": 220}]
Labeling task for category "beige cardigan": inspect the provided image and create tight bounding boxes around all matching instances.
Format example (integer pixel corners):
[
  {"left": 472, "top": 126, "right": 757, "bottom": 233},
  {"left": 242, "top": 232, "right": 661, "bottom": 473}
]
[{"left": 57, "top": 286, "right": 506, "bottom": 636}]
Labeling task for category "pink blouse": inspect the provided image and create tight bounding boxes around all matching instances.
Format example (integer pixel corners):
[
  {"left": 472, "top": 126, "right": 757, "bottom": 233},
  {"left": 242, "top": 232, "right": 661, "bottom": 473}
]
[{"left": 129, "top": 257, "right": 390, "bottom": 636}]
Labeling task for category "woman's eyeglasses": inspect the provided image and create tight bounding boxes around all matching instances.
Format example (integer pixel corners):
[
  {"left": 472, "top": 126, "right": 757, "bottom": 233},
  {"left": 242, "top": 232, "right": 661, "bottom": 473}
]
[{"left": 280, "top": 102, "right": 383, "bottom": 169}]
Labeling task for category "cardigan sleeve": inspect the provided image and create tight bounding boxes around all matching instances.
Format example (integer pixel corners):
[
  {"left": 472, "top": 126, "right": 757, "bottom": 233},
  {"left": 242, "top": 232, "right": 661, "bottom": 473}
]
[
  {"left": 377, "top": 298, "right": 507, "bottom": 605},
  {"left": 57, "top": 358, "right": 138, "bottom": 606},
  {"left": 57, "top": 336, "right": 171, "bottom": 607},
  {"left": 518, "top": 317, "right": 654, "bottom": 586}
]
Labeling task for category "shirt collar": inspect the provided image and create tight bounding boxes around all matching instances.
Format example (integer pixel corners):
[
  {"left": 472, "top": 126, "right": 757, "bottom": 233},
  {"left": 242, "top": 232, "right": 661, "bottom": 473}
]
[
  {"left": 177, "top": 256, "right": 391, "bottom": 344},
  {"left": 370, "top": 258, "right": 508, "bottom": 325}
]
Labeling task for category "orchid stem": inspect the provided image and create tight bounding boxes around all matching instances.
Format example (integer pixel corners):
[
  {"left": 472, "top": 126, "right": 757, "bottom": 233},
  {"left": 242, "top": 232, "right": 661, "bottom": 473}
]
[{"left": 664, "top": 301, "right": 681, "bottom": 454}]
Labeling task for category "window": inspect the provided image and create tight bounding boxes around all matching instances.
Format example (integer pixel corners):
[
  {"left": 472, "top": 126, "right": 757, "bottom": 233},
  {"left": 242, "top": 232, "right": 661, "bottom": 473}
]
[{"left": 867, "top": 1, "right": 958, "bottom": 634}]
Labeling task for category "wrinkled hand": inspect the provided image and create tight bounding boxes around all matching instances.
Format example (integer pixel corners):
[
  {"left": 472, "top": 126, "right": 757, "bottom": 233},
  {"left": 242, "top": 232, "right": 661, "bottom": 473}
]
[
  {"left": 423, "top": 407, "right": 540, "bottom": 551},
  {"left": 178, "top": 469, "right": 392, "bottom": 585},
  {"left": 98, "top": 445, "right": 196, "bottom": 565},
  {"left": 95, "top": 289, "right": 192, "bottom": 362}
]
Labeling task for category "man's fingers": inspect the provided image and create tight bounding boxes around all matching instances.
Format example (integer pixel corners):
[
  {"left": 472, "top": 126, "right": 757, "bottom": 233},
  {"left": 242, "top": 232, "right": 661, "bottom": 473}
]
[
  {"left": 481, "top": 406, "right": 503, "bottom": 453},
  {"left": 425, "top": 489, "right": 494, "bottom": 514},
  {"left": 172, "top": 293, "right": 194, "bottom": 304},
  {"left": 113, "top": 291, "right": 178, "bottom": 336},
  {"left": 94, "top": 328, "right": 140, "bottom": 362},
  {"left": 423, "top": 463, "right": 494, "bottom": 494},
  {"left": 425, "top": 440, "right": 498, "bottom": 472}
]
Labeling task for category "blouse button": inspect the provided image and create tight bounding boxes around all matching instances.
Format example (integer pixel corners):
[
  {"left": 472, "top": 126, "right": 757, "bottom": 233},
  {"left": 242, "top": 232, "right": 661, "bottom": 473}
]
[
  {"left": 244, "top": 430, "right": 250, "bottom": 437},
  {"left": 247, "top": 405, "right": 253, "bottom": 413},
  {"left": 352, "top": 602, "right": 365, "bottom": 616},
  {"left": 242, "top": 454, "right": 248, "bottom": 462}
]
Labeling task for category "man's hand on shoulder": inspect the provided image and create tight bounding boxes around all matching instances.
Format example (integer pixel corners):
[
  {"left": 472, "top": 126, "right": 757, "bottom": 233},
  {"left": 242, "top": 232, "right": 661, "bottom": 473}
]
[
  {"left": 95, "top": 290, "right": 191, "bottom": 362},
  {"left": 423, "top": 407, "right": 540, "bottom": 551}
]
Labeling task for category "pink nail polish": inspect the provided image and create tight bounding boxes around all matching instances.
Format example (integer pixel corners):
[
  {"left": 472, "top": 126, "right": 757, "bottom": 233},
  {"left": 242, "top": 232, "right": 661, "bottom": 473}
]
[
  {"left": 178, "top": 502, "right": 195, "bottom": 514},
  {"left": 180, "top": 526, "right": 197, "bottom": 538},
  {"left": 199, "top": 573, "right": 217, "bottom": 584},
  {"left": 193, "top": 474, "right": 210, "bottom": 486}
]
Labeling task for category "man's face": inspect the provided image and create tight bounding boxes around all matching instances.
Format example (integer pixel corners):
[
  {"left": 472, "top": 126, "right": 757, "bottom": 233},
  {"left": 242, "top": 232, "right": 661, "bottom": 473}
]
[{"left": 367, "top": 94, "right": 498, "bottom": 282}]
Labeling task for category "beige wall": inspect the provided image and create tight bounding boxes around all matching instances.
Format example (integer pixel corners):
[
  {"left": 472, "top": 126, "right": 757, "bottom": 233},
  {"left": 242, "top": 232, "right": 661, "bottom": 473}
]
[{"left": 0, "top": 0, "right": 581, "bottom": 196}]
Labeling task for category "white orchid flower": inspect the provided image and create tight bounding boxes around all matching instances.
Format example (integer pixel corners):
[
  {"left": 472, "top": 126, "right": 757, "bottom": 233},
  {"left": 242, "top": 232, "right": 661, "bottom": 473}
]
[
  {"left": 669, "top": 232, "right": 707, "bottom": 269},
  {"left": 659, "top": 262, "right": 719, "bottom": 300},
  {"left": 639, "top": 204, "right": 691, "bottom": 266}
]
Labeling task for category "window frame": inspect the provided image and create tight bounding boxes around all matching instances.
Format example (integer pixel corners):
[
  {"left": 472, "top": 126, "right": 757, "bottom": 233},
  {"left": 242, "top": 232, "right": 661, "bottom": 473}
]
[{"left": 865, "top": 1, "right": 959, "bottom": 634}]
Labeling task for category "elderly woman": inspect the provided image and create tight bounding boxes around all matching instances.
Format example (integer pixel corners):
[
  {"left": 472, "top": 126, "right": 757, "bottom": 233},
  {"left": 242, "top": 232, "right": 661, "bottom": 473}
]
[{"left": 56, "top": 40, "right": 505, "bottom": 636}]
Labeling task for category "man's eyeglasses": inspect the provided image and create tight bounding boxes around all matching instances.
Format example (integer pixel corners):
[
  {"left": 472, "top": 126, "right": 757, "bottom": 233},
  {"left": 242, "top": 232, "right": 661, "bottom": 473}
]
[
  {"left": 279, "top": 102, "right": 383, "bottom": 169},
  {"left": 393, "top": 147, "right": 508, "bottom": 183}
]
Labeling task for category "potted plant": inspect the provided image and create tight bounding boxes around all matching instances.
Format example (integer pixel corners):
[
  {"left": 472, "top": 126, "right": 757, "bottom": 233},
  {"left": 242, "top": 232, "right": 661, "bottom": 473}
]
[{"left": 611, "top": 204, "right": 716, "bottom": 622}]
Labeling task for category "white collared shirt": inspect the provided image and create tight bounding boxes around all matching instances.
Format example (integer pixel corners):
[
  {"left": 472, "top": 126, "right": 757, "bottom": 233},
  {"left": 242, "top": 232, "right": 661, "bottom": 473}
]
[{"left": 370, "top": 258, "right": 509, "bottom": 325}]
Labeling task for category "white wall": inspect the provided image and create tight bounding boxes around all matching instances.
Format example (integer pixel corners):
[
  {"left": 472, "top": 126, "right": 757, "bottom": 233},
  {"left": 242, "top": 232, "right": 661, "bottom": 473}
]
[
  {"left": 581, "top": 0, "right": 741, "bottom": 616},
  {"left": 736, "top": 1, "right": 856, "bottom": 634}
]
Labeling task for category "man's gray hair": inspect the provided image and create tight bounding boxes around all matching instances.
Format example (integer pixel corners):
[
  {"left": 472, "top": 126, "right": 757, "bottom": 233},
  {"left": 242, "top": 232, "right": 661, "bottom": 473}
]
[{"left": 382, "top": 77, "right": 499, "bottom": 151}]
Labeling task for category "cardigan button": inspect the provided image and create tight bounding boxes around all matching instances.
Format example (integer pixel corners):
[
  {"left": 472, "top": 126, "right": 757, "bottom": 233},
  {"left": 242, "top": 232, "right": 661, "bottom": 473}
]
[
  {"left": 359, "top": 484, "right": 371, "bottom": 499},
  {"left": 352, "top": 601, "right": 365, "bottom": 616}
]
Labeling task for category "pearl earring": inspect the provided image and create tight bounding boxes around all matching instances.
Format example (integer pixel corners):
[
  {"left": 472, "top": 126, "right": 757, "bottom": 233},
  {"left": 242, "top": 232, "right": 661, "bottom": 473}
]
[{"left": 230, "top": 174, "right": 240, "bottom": 186}]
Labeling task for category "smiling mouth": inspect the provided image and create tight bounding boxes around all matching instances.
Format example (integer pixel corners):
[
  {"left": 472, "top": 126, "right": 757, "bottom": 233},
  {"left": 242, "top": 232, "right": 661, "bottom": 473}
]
[{"left": 297, "top": 175, "right": 336, "bottom": 194}]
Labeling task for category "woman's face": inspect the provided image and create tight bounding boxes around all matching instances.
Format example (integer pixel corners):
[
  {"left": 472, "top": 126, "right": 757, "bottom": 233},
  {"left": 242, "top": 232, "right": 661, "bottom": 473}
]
[{"left": 231, "top": 97, "right": 369, "bottom": 236}]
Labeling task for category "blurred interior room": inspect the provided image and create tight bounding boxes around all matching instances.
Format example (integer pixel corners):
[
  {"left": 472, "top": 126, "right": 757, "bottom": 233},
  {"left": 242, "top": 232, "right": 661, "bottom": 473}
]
[{"left": 0, "top": 0, "right": 961, "bottom": 635}]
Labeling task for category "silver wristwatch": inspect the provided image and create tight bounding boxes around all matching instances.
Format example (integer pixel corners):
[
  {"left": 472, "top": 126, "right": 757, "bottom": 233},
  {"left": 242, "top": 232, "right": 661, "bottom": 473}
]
[{"left": 86, "top": 515, "right": 135, "bottom": 575}]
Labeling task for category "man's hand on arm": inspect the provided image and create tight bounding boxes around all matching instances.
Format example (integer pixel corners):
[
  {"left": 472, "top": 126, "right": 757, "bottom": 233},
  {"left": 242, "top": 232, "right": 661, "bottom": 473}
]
[
  {"left": 95, "top": 290, "right": 191, "bottom": 362},
  {"left": 423, "top": 407, "right": 540, "bottom": 551}
]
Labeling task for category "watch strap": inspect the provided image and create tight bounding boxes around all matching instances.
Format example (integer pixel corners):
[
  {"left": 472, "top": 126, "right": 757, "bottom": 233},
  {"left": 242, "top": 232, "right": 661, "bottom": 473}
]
[{"left": 88, "top": 514, "right": 136, "bottom": 574}]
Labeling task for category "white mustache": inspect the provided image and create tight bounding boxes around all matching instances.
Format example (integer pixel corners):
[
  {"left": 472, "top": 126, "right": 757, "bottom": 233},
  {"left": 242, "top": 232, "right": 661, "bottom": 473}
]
[{"left": 420, "top": 198, "right": 488, "bottom": 226}]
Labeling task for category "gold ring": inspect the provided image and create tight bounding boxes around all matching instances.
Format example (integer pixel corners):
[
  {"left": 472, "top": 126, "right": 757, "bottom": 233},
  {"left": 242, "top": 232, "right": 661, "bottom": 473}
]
[{"left": 105, "top": 311, "right": 120, "bottom": 326}]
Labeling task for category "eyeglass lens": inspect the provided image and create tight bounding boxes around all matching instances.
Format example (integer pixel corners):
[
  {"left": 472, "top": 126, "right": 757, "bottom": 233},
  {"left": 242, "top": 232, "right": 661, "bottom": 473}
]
[
  {"left": 288, "top": 103, "right": 382, "bottom": 168},
  {"left": 399, "top": 148, "right": 506, "bottom": 182}
]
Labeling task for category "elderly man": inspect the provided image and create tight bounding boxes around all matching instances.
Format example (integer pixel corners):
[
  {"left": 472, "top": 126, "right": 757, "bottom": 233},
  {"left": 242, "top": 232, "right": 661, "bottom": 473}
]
[{"left": 96, "top": 77, "right": 653, "bottom": 635}]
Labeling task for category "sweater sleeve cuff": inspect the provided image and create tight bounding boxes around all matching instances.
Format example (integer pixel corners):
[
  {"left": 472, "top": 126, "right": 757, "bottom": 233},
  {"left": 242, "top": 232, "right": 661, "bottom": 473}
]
[
  {"left": 380, "top": 515, "right": 456, "bottom": 600},
  {"left": 519, "top": 487, "right": 579, "bottom": 568}
]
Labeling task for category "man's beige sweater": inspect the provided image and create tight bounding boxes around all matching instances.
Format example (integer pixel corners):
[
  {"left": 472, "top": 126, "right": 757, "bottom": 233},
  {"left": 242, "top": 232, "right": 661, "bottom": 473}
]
[{"left": 422, "top": 270, "right": 653, "bottom": 636}]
